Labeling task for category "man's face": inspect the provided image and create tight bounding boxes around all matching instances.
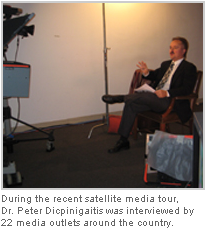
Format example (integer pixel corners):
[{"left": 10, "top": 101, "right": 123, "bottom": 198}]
[{"left": 169, "top": 40, "right": 186, "bottom": 61}]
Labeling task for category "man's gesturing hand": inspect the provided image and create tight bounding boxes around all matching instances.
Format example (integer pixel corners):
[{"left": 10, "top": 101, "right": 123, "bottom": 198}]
[{"left": 136, "top": 61, "right": 149, "bottom": 76}]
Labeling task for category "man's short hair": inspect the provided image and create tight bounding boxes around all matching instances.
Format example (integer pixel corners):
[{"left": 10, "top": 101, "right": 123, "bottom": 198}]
[{"left": 172, "top": 37, "right": 189, "bottom": 58}]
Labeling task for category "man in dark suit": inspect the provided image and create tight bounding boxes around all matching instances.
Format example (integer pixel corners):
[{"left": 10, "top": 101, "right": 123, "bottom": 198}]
[{"left": 102, "top": 37, "right": 197, "bottom": 153}]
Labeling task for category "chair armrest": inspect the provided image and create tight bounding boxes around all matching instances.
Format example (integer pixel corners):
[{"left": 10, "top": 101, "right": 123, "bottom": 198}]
[
  {"left": 162, "top": 98, "right": 175, "bottom": 118},
  {"left": 175, "top": 93, "right": 198, "bottom": 100},
  {"left": 162, "top": 93, "right": 198, "bottom": 118}
]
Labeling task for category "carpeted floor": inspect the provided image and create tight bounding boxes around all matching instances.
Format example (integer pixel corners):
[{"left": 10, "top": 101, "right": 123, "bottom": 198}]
[
  {"left": 3, "top": 121, "right": 150, "bottom": 188},
  {"left": 3, "top": 104, "right": 202, "bottom": 189}
]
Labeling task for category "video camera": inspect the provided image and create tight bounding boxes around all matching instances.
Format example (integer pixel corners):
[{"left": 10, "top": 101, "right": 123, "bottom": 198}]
[
  {"left": 3, "top": 5, "right": 55, "bottom": 188},
  {"left": 3, "top": 5, "right": 35, "bottom": 48},
  {"left": 3, "top": 5, "right": 35, "bottom": 98}
]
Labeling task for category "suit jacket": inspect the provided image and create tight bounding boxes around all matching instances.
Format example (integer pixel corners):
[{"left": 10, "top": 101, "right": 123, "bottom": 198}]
[{"left": 145, "top": 59, "right": 197, "bottom": 123}]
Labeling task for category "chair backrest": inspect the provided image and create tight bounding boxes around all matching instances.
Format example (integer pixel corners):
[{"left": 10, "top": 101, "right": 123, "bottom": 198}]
[
  {"left": 190, "top": 70, "right": 203, "bottom": 111},
  {"left": 129, "top": 69, "right": 154, "bottom": 94}
]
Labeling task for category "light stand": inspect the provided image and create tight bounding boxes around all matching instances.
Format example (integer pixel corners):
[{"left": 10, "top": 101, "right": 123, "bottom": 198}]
[{"left": 88, "top": 3, "right": 110, "bottom": 138}]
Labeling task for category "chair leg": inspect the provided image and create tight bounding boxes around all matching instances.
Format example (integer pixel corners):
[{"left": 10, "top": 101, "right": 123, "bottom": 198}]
[
  {"left": 160, "top": 123, "right": 166, "bottom": 131},
  {"left": 166, "top": 124, "right": 170, "bottom": 132},
  {"left": 189, "top": 118, "right": 193, "bottom": 134},
  {"left": 132, "top": 117, "right": 138, "bottom": 140}
]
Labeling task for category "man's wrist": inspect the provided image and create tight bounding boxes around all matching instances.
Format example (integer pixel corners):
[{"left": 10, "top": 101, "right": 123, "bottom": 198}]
[{"left": 143, "top": 71, "right": 149, "bottom": 76}]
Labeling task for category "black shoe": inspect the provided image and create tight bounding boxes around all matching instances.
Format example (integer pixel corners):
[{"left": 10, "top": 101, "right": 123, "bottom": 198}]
[
  {"left": 102, "top": 95, "right": 124, "bottom": 104},
  {"left": 108, "top": 139, "right": 130, "bottom": 153}
]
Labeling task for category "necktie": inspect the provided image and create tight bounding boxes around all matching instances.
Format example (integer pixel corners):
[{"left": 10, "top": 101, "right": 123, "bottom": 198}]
[{"left": 156, "top": 61, "right": 175, "bottom": 90}]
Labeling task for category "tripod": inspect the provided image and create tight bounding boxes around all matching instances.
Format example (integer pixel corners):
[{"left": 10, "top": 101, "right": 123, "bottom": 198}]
[{"left": 3, "top": 98, "right": 55, "bottom": 153}]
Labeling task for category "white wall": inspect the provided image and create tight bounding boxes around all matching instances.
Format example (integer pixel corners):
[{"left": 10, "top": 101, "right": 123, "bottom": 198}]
[{"left": 4, "top": 3, "right": 203, "bottom": 127}]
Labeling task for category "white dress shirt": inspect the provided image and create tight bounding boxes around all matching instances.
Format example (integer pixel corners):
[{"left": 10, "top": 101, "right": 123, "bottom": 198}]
[{"left": 161, "top": 58, "right": 184, "bottom": 91}]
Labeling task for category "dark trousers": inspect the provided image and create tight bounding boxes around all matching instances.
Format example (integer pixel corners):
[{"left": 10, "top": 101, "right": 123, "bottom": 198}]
[{"left": 118, "top": 92, "right": 171, "bottom": 138}]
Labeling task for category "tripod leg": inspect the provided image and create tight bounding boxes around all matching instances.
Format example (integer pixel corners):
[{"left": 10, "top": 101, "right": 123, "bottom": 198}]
[{"left": 10, "top": 116, "right": 52, "bottom": 137}]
